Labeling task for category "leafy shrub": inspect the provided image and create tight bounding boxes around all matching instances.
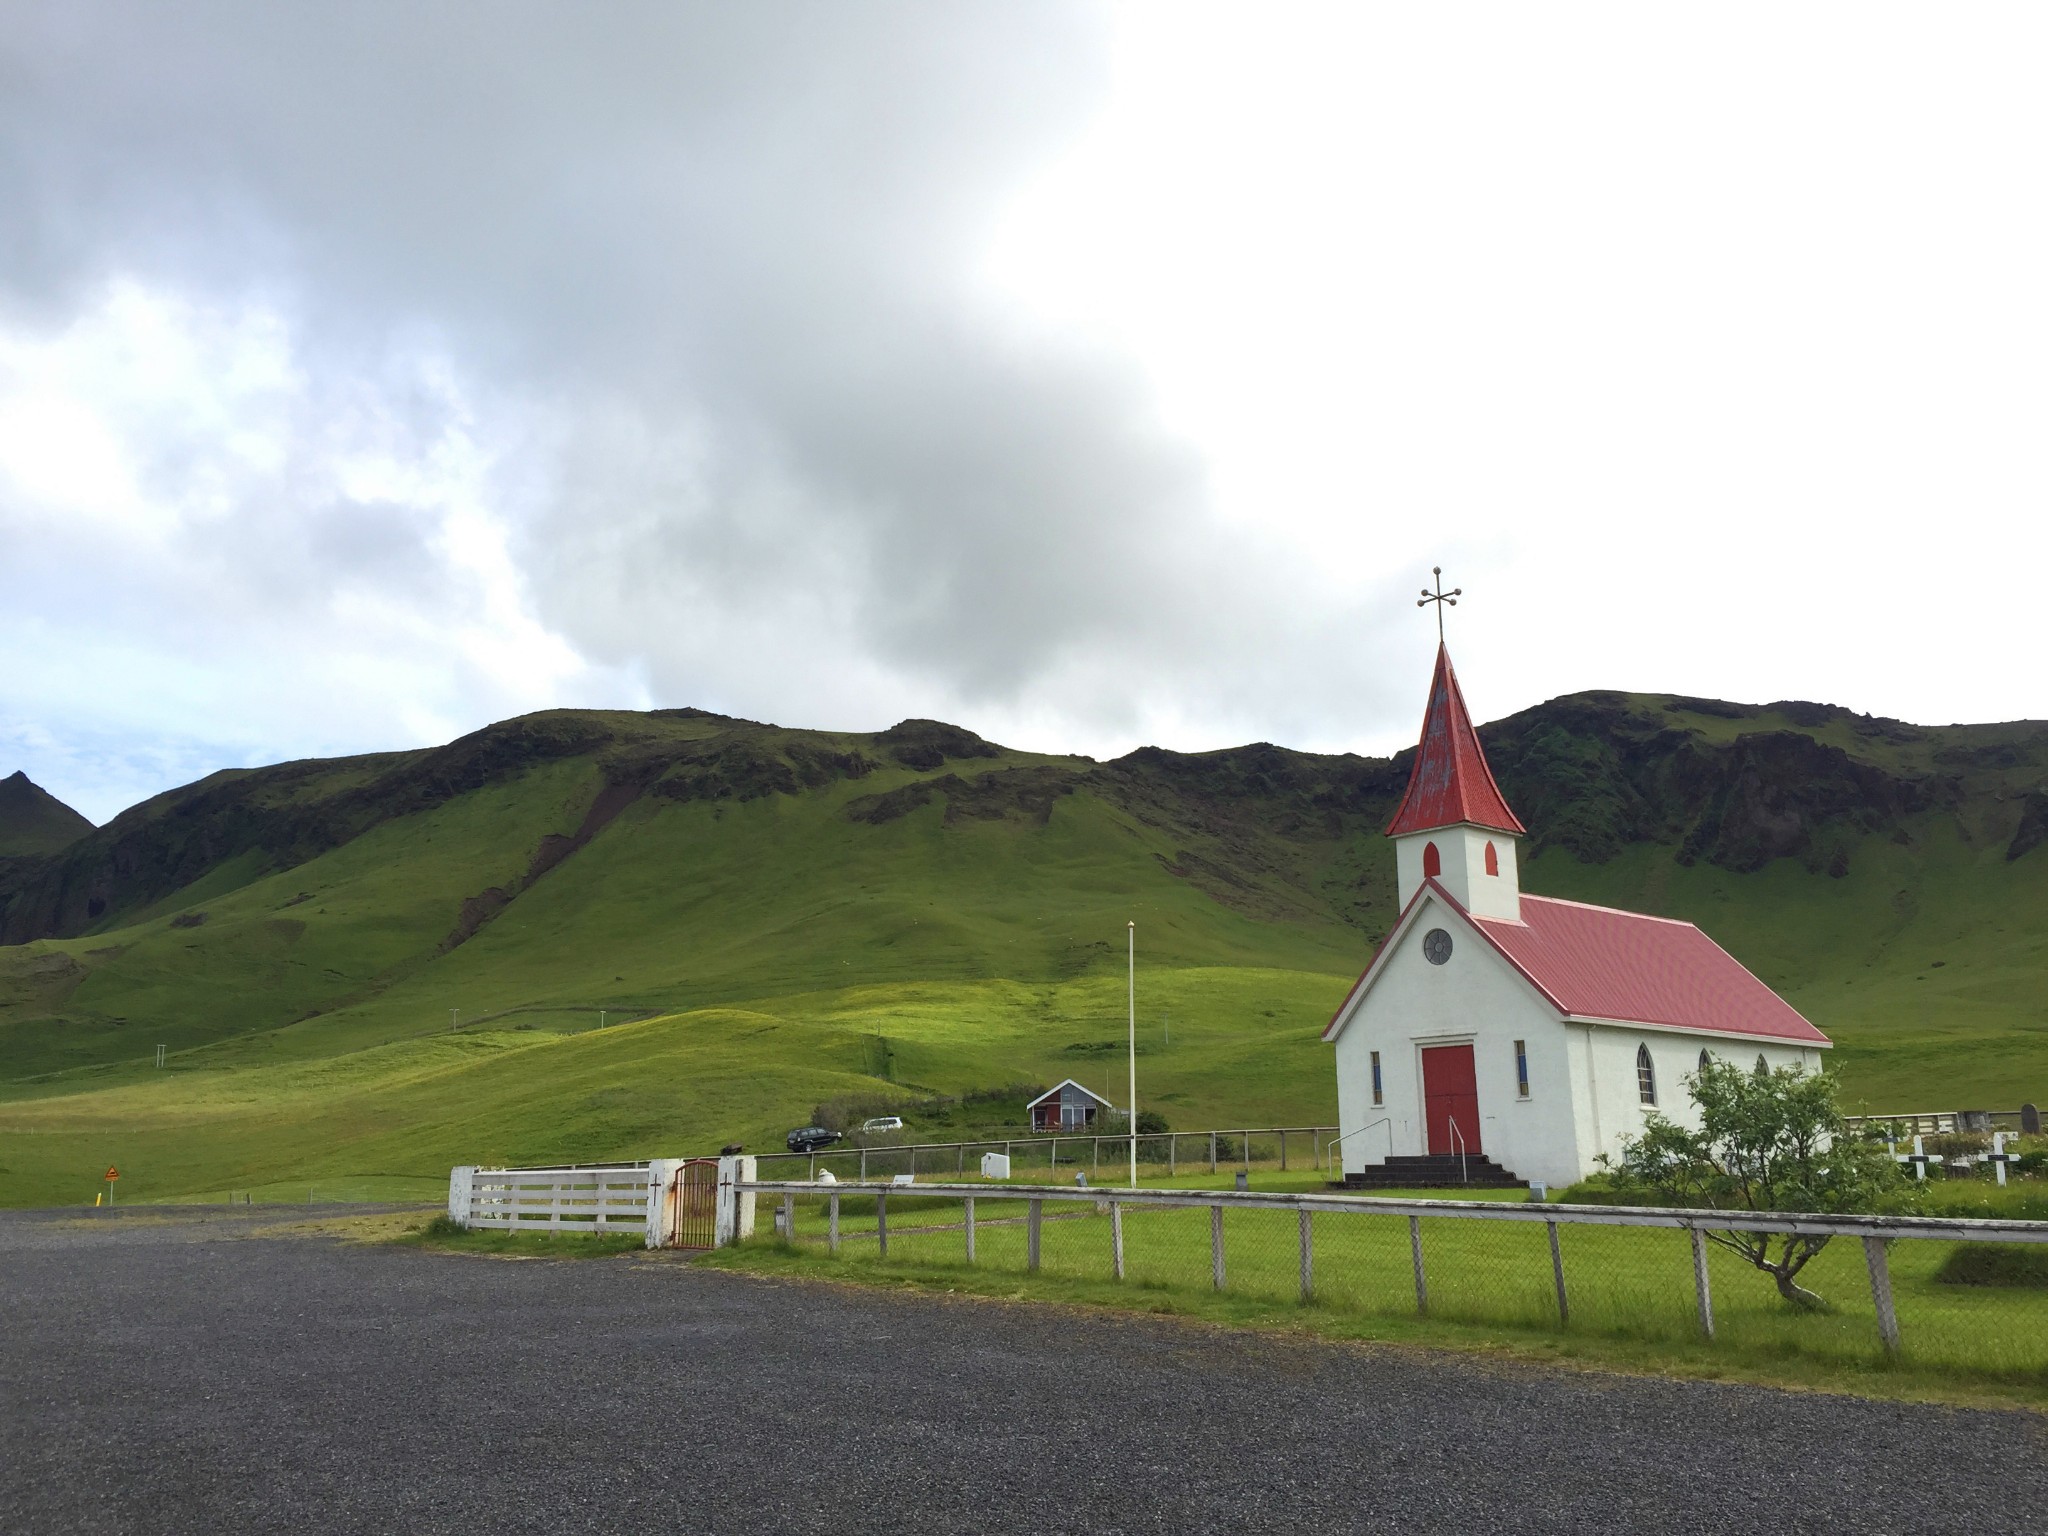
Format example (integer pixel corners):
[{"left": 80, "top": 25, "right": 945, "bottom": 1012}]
[
  {"left": 1609, "top": 1060, "right": 1902, "bottom": 1308},
  {"left": 1933, "top": 1244, "right": 2048, "bottom": 1289},
  {"left": 1924, "top": 1132, "right": 1991, "bottom": 1159}
]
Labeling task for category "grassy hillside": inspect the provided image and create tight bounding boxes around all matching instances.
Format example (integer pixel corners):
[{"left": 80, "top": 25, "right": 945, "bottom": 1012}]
[{"left": 2, "top": 693, "right": 2046, "bottom": 1207}]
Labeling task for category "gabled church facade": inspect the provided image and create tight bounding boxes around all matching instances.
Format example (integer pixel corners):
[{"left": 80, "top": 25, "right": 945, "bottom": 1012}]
[{"left": 1325, "top": 647, "right": 1830, "bottom": 1190}]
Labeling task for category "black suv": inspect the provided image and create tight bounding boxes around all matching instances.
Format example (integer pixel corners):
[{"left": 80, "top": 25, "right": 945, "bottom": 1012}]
[{"left": 785, "top": 1126, "right": 842, "bottom": 1153}]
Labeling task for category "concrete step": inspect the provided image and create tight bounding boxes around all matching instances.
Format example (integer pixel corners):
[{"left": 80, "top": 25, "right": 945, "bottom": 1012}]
[{"left": 1338, "top": 1154, "right": 1526, "bottom": 1190}]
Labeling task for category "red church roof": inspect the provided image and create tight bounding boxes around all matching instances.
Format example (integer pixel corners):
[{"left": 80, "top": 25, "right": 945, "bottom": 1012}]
[
  {"left": 1384, "top": 644, "right": 1526, "bottom": 837},
  {"left": 1471, "top": 894, "right": 1830, "bottom": 1044}
]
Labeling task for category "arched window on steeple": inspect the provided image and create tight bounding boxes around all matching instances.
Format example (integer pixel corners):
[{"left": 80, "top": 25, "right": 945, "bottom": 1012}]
[
  {"left": 1422, "top": 841, "right": 1441, "bottom": 878},
  {"left": 1637, "top": 1044, "right": 1657, "bottom": 1106},
  {"left": 1698, "top": 1049, "right": 1711, "bottom": 1075},
  {"left": 1484, "top": 841, "right": 1499, "bottom": 876}
]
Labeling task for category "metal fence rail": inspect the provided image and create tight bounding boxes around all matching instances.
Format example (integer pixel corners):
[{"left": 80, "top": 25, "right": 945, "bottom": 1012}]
[
  {"left": 754, "top": 1126, "right": 1339, "bottom": 1180},
  {"left": 742, "top": 1179, "right": 2048, "bottom": 1365}
]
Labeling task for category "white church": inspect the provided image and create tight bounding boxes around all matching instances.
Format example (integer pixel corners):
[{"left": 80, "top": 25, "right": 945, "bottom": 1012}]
[{"left": 1325, "top": 645, "right": 1830, "bottom": 1190}]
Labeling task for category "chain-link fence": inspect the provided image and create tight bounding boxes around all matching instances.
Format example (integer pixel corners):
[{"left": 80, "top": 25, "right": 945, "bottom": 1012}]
[{"left": 746, "top": 1180, "right": 2048, "bottom": 1380}]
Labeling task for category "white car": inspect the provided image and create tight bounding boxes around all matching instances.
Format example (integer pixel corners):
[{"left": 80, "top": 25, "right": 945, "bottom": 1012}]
[{"left": 861, "top": 1116, "right": 905, "bottom": 1134}]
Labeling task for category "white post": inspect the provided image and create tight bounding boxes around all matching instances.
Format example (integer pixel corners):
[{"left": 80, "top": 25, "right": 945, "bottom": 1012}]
[
  {"left": 1127, "top": 919, "right": 1137, "bottom": 1190},
  {"left": 1993, "top": 1131, "right": 2009, "bottom": 1186},
  {"left": 643, "top": 1158, "right": 683, "bottom": 1249},
  {"left": 447, "top": 1166, "right": 475, "bottom": 1227},
  {"left": 714, "top": 1155, "right": 757, "bottom": 1247},
  {"left": 1912, "top": 1134, "right": 1927, "bottom": 1181}
]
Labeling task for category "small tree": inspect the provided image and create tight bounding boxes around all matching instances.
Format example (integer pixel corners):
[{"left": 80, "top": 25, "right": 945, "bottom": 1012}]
[{"left": 1609, "top": 1058, "right": 1902, "bottom": 1309}]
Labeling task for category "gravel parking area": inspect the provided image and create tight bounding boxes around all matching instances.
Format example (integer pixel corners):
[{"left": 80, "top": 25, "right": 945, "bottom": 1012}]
[{"left": 2, "top": 1207, "right": 2043, "bottom": 1534}]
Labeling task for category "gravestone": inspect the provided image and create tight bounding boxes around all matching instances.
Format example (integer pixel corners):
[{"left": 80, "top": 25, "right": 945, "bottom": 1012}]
[
  {"left": 2023, "top": 1103, "right": 2042, "bottom": 1135},
  {"left": 1958, "top": 1110, "right": 1991, "bottom": 1134}
]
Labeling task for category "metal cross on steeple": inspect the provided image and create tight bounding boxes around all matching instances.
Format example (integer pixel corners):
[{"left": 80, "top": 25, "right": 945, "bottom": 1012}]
[{"left": 1417, "top": 566, "right": 1461, "bottom": 642}]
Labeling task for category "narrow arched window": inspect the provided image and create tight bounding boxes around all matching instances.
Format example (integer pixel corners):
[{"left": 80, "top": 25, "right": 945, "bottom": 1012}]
[
  {"left": 1485, "top": 841, "right": 1499, "bottom": 876},
  {"left": 1698, "top": 1049, "right": 1711, "bottom": 1074},
  {"left": 1755, "top": 1054, "right": 1769, "bottom": 1078},
  {"left": 1422, "top": 841, "right": 1442, "bottom": 878},
  {"left": 1637, "top": 1044, "right": 1657, "bottom": 1105}
]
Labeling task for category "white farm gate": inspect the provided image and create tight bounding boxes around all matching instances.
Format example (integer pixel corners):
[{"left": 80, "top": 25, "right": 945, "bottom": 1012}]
[{"left": 448, "top": 1157, "right": 756, "bottom": 1248}]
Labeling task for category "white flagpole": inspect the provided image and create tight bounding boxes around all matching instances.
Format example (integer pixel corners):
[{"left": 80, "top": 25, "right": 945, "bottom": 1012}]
[{"left": 1128, "top": 920, "right": 1137, "bottom": 1189}]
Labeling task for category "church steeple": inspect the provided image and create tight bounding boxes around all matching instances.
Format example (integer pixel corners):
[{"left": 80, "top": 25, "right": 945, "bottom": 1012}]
[
  {"left": 1386, "top": 644, "right": 1524, "bottom": 838},
  {"left": 1387, "top": 643, "right": 1524, "bottom": 919}
]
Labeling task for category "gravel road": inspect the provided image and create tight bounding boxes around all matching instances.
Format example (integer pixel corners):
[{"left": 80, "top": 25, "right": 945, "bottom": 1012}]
[{"left": 2, "top": 1207, "right": 2042, "bottom": 1534}]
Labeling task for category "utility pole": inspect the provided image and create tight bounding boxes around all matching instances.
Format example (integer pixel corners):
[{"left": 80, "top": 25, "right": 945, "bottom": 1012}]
[{"left": 1128, "top": 921, "right": 1138, "bottom": 1190}]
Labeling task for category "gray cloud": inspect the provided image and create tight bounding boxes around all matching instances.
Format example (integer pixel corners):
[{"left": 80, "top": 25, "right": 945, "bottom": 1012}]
[{"left": 0, "top": 2, "right": 1410, "bottom": 817}]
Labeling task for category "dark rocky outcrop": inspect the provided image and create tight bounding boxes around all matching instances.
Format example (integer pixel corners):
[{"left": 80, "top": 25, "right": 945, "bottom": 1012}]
[
  {"left": 2008, "top": 791, "right": 2048, "bottom": 863},
  {"left": 874, "top": 719, "right": 1001, "bottom": 772}
]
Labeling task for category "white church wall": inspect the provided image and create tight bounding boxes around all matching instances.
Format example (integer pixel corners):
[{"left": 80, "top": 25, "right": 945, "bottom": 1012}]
[
  {"left": 1332, "top": 896, "right": 1580, "bottom": 1186},
  {"left": 1575, "top": 1026, "right": 1827, "bottom": 1172},
  {"left": 1393, "top": 827, "right": 1520, "bottom": 920}
]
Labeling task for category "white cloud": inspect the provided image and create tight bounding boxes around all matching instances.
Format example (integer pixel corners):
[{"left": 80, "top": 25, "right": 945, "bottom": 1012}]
[{"left": 2, "top": 3, "right": 2046, "bottom": 823}]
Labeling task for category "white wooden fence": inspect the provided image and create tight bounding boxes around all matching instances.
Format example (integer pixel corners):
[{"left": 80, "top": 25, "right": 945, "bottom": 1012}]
[
  {"left": 449, "top": 1162, "right": 659, "bottom": 1238},
  {"left": 448, "top": 1157, "right": 755, "bottom": 1249}
]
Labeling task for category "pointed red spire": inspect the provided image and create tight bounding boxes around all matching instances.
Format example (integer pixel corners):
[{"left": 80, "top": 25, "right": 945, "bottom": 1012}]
[{"left": 1384, "top": 644, "right": 1525, "bottom": 837}]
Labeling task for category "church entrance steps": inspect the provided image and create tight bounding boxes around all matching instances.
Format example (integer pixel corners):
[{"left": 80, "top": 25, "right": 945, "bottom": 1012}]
[{"left": 1339, "top": 1154, "right": 1526, "bottom": 1190}]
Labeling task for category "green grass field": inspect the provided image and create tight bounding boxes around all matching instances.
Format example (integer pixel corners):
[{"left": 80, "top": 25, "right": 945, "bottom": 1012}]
[
  {"left": 708, "top": 1180, "right": 2048, "bottom": 1405},
  {"left": 5, "top": 699, "right": 2048, "bottom": 1209}
]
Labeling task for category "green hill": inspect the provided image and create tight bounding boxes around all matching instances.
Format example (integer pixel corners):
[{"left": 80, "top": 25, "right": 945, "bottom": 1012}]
[
  {"left": 0, "top": 771, "right": 93, "bottom": 857},
  {"left": 2, "top": 694, "right": 2045, "bottom": 1207}
]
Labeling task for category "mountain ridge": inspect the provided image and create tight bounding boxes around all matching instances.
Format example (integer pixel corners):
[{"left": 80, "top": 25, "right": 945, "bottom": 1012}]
[
  {"left": 0, "top": 771, "right": 95, "bottom": 859},
  {"left": 5, "top": 690, "right": 2044, "bottom": 951}
]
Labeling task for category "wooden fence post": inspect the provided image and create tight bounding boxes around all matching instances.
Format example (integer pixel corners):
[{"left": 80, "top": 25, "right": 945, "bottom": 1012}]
[
  {"left": 1690, "top": 1227, "right": 1714, "bottom": 1339},
  {"left": 1863, "top": 1236, "right": 1900, "bottom": 1358},
  {"left": 964, "top": 1195, "right": 976, "bottom": 1264},
  {"left": 1299, "top": 1209, "right": 1313, "bottom": 1301},
  {"left": 1210, "top": 1204, "right": 1226, "bottom": 1290},
  {"left": 828, "top": 1192, "right": 840, "bottom": 1255},
  {"left": 1409, "top": 1215, "right": 1428, "bottom": 1315},
  {"left": 1547, "top": 1220, "right": 1568, "bottom": 1325},
  {"left": 1111, "top": 1201, "right": 1125, "bottom": 1280},
  {"left": 1169, "top": 1134, "right": 1176, "bottom": 1177},
  {"left": 1027, "top": 1199, "right": 1043, "bottom": 1272},
  {"left": 1280, "top": 1130, "right": 1288, "bottom": 1171},
  {"left": 876, "top": 1191, "right": 888, "bottom": 1258},
  {"left": 779, "top": 1193, "right": 793, "bottom": 1241},
  {"left": 860, "top": 1149, "right": 868, "bottom": 1181}
]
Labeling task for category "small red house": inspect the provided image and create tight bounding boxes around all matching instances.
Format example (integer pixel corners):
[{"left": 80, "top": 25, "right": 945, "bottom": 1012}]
[{"left": 1026, "top": 1079, "right": 1115, "bottom": 1132}]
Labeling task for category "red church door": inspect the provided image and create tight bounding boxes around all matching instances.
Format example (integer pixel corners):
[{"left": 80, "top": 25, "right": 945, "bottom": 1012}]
[{"left": 1422, "top": 1045, "right": 1481, "bottom": 1156}]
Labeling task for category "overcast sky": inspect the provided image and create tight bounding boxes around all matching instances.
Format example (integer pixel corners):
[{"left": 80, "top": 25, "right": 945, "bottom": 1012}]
[{"left": 4, "top": 3, "right": 2045, "bottom": 823}]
